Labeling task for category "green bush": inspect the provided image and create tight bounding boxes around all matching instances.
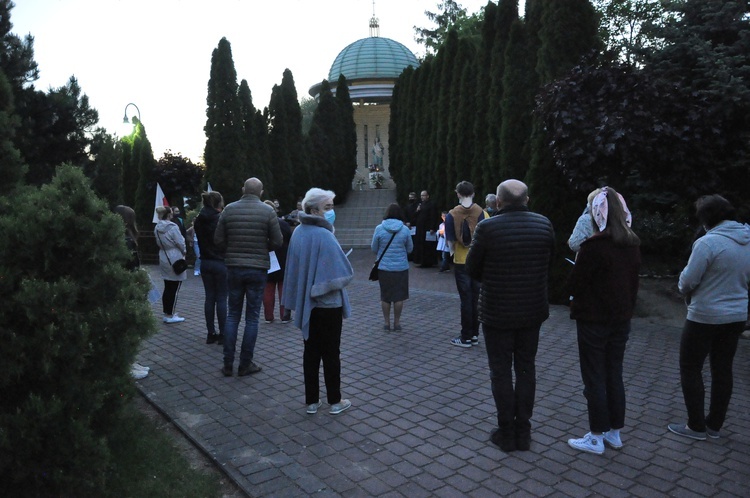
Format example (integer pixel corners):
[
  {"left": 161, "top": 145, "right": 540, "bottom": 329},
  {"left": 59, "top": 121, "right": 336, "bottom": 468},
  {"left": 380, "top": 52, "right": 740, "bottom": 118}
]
[
  {"left": 633, "top": 210, "right": 693, "bottom": 261},
  {"left": 0, "top": 165, "right": 157, "bottom": 496}
]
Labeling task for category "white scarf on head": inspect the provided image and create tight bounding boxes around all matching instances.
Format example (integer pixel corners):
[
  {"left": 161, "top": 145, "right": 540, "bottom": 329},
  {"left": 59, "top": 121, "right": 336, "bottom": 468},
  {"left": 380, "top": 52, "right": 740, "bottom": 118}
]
[{"left": 591, "top": 188, "right": 632, "bottom": 232}]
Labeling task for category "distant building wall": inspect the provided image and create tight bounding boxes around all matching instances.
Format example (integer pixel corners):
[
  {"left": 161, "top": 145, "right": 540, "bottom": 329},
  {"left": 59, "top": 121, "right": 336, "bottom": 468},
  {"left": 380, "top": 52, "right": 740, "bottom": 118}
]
[{"left": 353, "top": 102, "right": 391, "bottom": 183}]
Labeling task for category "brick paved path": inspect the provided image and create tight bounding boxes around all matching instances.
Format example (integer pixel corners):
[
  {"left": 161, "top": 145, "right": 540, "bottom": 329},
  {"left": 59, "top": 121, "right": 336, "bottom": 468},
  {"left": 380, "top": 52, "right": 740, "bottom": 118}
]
[{"left": 138, "top": 251, "right": 749, "bottom": 497}]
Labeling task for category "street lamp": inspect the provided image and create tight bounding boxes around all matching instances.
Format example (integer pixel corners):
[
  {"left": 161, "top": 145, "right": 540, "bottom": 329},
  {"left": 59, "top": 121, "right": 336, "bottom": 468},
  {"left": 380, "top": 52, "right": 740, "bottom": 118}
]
[{"left": 121, "top": 102, "right": 141, "bottom": 136}]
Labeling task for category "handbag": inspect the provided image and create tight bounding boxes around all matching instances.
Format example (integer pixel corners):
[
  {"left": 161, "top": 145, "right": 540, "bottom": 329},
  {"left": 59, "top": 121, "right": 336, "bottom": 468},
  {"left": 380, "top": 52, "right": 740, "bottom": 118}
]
[
  {"left": 369, "top": 231, "right": 398, "bottom": 282},
  {"left": 156, "top": 231, "right": 188, "bottom": 275}
]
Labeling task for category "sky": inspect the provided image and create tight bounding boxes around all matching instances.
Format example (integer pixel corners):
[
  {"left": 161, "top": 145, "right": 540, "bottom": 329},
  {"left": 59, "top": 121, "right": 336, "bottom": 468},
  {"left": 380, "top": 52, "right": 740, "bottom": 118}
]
[{"left": 12, "top": 0, "right": 495, "bottom": 164}]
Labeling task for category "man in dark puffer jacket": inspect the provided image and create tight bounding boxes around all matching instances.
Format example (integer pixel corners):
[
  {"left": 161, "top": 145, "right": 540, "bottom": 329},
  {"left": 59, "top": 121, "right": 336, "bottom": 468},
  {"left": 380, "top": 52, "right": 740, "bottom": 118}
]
[{"left": 466, "top": 179, "right": 555, "bottom": 453}]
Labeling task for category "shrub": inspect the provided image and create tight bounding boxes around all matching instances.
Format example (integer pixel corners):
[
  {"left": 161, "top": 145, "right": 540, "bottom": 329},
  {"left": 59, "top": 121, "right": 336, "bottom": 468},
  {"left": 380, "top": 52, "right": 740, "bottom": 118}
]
[{"left": 0, "top": 165, "right": 157, "bottom": 496}]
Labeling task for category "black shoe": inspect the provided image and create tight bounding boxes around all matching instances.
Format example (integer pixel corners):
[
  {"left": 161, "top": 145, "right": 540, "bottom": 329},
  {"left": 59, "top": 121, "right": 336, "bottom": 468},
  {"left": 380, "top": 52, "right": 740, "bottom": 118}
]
[
  {"left": 221, "top": 365, "right": 233, "bottom": 377},
  {"left": 515, "top": 434, "right": 531, "bottom": 451},
  {"left": 237, "top": 362, "right": 262, "bottom": 376},
  {"left": 490, "top": 428, "right": 516, "bottom": 453},
  {"left": 216, "top": 334, "right": 224, "bottom": 345},
  {"left": 206, "top": 333, "right": 218, "bottom": 344}
]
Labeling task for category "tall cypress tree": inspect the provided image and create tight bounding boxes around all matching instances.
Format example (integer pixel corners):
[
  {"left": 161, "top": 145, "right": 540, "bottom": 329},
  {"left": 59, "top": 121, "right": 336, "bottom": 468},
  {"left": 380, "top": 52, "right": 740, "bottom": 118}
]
[
  {"left": 307, "top": 80, "right": 340, "bottom": 195},
  {"left": 485, "top": 0, "right": 518, "bottom": 188},
  {"left": 449, "top": 38, "right": 477, "bottom": 191},
  {"left": 238, "top": 79, "right": 272, "bottom": 196},
  {"left": 280, "top": 70, "right": 308, "bottom": 203},
  {"left": 335, "top": 75, "right": 357, "bottom": 202},
  {"left": 471, "top": 1, "right": 498, "bottom": 189},
  {"left": 204, "top": 37, "right": 246, "bottom": 203},
  {"left": 131, "top": 122, "right": 157, "bottom": 227},
  {"left": 433, "top": 30, "right": 459, "bottom": 208},
  {"left": 499, "top": 19, "right": 537, "bottom": 180}
]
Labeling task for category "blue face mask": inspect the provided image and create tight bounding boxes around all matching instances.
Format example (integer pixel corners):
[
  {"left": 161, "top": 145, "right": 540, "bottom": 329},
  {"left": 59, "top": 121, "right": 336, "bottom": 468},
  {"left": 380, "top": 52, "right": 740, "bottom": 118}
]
[{"left": 324, "top": 209, "right": 336, "bottom": 225}]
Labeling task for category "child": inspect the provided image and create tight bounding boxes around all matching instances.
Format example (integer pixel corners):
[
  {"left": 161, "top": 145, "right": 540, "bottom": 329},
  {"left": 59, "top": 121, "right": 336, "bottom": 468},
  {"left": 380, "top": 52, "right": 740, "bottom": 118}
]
[{"left": 437, "top": 211, "right": 451, "bottom": 272}]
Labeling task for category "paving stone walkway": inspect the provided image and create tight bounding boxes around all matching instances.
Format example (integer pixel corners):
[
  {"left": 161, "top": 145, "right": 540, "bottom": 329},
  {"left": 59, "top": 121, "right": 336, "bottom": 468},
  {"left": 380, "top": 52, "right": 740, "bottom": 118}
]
[{"left": 137, "top": 250, "right": 750, "bottom": 497}]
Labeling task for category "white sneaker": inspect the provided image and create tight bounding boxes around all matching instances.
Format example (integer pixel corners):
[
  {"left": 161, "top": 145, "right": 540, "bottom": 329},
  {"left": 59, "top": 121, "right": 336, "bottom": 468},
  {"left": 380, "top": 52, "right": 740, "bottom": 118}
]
[
  {"left": 132, "top": 362, "right": 150, "bottom": 372},
  {"left": 603, "top": 431, "right": 623, "bottom": 449},
  {"left": 130, "top": 367, "right": 148, "bottom": 380},
  {"left": 330, "top": 399, "right": 352, "bottom": 415},
  {"left": 568, "top": 432, "right": 604, "bottom": 455},
  {"left": 163, "top": 315, "right": 185, "bottom": 323},
  {"left": 306, "top": 400, "right": 323, "bottom": 414}
]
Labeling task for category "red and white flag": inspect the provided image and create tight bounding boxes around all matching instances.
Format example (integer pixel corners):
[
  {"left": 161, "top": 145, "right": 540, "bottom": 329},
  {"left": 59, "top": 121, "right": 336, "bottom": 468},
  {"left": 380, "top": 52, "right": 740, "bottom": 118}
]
[{"left": 152, "top": 183, "right": 169, "bottom": 223}]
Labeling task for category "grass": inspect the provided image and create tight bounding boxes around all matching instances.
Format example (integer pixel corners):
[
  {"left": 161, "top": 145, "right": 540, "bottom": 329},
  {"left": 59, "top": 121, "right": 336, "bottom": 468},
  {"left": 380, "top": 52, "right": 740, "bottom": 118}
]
[{"left": 105, "top": 401, "right": 222, "bottom": 498}]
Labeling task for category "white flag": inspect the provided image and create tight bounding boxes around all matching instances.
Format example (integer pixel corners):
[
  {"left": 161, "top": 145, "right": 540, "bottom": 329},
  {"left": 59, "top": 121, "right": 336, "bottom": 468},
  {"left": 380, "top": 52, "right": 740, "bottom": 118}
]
[
  {"left": 152, "top": 183, "right": 169, "bottom": 223},
  {"left": 206, "top": 182, "right": 213, "bottom": 192}
]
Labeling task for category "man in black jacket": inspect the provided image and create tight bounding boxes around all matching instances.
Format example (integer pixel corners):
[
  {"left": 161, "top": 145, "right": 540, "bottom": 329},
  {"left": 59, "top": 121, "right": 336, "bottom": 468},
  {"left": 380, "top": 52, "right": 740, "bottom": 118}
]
[{"left": 465, "top": 179, "right": 555, "bottom": 453}]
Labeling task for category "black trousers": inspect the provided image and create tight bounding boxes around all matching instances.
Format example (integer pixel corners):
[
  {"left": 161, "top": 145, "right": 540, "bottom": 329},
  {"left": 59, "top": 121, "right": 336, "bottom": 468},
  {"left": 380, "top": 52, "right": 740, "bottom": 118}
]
[
  {"left": 576, "top": 320, "right": 629, "bottom": 433},
  {"left": 162, "top": 280, "right": 182, "bottom": 315},
  {"left": 680, "top": 320, "right": 743, "bottom": 432},
  {"left": 483, "top": 323, "right": 541, "bottom": 436},
  {"left": 304, "top": 307, "right": 343, "bottom": 405}
]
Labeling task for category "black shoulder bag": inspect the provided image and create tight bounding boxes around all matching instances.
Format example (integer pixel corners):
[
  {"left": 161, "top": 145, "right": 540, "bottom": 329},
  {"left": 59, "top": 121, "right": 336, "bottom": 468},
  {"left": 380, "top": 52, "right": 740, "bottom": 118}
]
[
  {"left": 156, "top": 231, "right": 188, "bottom": 275},
  {"left": 369, "top": 231, "right": 398, "bottom": 281}
]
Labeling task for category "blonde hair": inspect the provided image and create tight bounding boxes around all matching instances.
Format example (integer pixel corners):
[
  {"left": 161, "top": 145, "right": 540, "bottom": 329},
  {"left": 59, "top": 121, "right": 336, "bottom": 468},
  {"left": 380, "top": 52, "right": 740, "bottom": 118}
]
[{"left": 155, "top": 206, "right": 172, "bottom": 220}]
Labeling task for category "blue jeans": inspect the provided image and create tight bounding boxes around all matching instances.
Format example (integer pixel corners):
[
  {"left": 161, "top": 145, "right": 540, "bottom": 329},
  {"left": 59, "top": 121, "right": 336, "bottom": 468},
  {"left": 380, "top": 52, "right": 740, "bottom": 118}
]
[
  {"left": 454, "top": 264, "right": 480, "bottom": 340},
  {"left": 224, "top": 267, "right": 267, "bottom": 368},
  {"left": 199, "top": 259, "right": 227, "bottom": 335},
  {"left": 576, "top": 320, "right": 630, "bottom": 433}
]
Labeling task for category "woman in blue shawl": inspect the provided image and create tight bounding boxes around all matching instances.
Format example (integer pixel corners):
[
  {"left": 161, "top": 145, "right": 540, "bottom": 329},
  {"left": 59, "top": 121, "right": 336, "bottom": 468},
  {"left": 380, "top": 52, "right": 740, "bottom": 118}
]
[{"left": 282, "top": 188, "right": 354, "bottom": 416}]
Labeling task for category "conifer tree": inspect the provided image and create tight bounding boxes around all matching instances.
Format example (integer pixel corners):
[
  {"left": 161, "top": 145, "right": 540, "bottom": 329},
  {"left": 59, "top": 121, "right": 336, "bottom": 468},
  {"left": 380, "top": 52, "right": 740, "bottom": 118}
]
[
  {"left": 525, "top": 0, "right": 600, "bottom": 301},
  {"left": 268, "top": 69, "right": 307, "bottom": 209},
  {"left": 204, "top": 37, "right": 246, "bottom": 203},
  {"left": 0, "top": 68, "right": 25, "bottom": 194},
  {"left": 432, "top": 30, "right": 459, "bottom": 208},
  {"left": 499, "top": 19, "right": 537, "bottom": 180},
  {"left": 485, "top": 0, "right": 518, "bottom": 188},
  {"left": 470, "top": 1, "right": 498, "bottom": 188},
  {"left": 239, "top": 79, "right": 272, "bottom": 196},
  {"left": 131, "top": 121, "right": 157, "bottom": 227},
  {"left": 88, "top": 128, "right": 122, "bottom": 208},
  {"left": 335, "top": 74, "right": 357, "bottom": 202},
  {"left": 449, "top": 38, "right": 477, "bottom": 191},
  {"left": 0, "top": 165, "right": 156, "bottom": 496},
  {"left": 307, "top": 80, "right": 340, "bottom": 195}
]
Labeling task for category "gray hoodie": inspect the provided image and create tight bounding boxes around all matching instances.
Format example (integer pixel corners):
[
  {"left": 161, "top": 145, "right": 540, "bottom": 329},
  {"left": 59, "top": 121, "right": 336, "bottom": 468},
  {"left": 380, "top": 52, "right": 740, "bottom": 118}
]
[{"left": 679, "top": 220, "right": 750, "bottom": 324}]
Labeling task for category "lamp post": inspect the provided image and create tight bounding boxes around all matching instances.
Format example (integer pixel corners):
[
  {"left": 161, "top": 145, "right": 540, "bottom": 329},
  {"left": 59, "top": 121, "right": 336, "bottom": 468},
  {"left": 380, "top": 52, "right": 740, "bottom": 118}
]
[{"left": 121, "top": 102, "right": 141, "bottom": 135}]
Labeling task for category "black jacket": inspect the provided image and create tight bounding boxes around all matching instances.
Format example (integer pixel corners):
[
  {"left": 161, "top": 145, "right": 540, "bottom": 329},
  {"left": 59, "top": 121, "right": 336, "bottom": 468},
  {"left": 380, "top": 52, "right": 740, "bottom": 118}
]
[
  {"left": 194, "top": 207, "right": 224, "bottom": 261},
  {"left": 465, "top": 205, "right": 555, "bottom": 328}
]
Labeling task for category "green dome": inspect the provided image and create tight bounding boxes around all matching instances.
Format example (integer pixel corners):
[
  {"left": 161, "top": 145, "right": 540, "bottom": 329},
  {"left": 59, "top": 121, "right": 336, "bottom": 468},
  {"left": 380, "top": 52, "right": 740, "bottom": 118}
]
[{"left": 328, "top": 37, "right": 419, "bottom": 82}]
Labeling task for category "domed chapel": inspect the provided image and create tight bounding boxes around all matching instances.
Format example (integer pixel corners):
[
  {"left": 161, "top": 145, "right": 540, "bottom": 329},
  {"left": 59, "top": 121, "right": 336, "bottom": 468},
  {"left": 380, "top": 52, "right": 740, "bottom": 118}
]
[{"left": 308, "top": 10, "right": 419, "bottom": 188}]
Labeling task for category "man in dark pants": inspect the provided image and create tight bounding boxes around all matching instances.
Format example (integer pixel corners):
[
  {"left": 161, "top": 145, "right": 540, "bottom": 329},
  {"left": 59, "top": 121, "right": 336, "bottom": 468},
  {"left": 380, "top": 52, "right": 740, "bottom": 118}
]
[
  {"left": 466, "top": 179, "right": 555, "bottom": 453},
  {"left": 214, "top": 177, "right": 283, "bottom": 377},
  {"left": 404, "top": 192, "right": 419, "bottom": 262},
  {"left": 414, "top": 190, "right": 439, "bottom": 267}
]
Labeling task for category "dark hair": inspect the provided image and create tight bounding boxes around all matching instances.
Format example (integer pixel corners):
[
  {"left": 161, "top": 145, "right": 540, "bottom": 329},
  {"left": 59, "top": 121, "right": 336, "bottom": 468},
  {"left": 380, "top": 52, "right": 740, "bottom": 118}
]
[
  {"left": 600, "top": 187, "right": 640, "bottom": 247},
  {"left": 695, "top": 194, "right": 735, "bottom": 229},
  {"left": 383, "top": 203, "right": 404, "bottom": 221},
  {"left": 114, "top": 205, "right": 138, "bottom": 246},
  {"left": 202, "top": 191, "right": 224, "bottom": 210},
  {"left": 455, "top": 181, "right": 474, "bottom": 197}
]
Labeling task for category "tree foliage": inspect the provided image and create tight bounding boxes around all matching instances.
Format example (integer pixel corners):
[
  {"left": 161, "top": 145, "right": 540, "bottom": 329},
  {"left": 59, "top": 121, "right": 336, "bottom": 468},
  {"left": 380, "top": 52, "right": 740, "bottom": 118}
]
[
  {"left": 0, "top": 166, "right": 156, "bottom": 496},
  {"left": 414, "top": 1, "right": 483, "bottom": 54},
  {"left": 204, "top": 37, "right": 246, "bottom": 204},
  {"left": 153, "top": 151, "right": 204, "bottom": 212}
]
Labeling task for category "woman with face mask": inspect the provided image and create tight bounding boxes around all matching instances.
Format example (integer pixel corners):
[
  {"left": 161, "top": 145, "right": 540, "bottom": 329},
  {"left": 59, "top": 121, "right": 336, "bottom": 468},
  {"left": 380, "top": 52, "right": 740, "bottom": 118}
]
[{"left": 282, "top": 188, "right": 354, "bottom": 416}]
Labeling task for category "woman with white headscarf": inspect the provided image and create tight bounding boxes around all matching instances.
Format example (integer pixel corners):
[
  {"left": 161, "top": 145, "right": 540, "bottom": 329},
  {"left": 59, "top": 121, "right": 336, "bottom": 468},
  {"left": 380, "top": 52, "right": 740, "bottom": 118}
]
[{"left": 566, "top": 187, "right": 640, "bottom": 455}]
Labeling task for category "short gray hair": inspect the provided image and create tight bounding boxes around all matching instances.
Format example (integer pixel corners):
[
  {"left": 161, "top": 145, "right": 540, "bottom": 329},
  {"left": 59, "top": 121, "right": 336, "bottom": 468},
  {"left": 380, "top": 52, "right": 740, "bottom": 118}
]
[{"left": 302, "top": 188, "right": 336, "bottom": 214}]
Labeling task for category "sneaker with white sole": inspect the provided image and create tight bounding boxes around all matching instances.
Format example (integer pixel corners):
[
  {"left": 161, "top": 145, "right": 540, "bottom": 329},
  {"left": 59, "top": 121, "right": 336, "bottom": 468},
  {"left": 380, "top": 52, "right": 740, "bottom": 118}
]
[
  {"left": 306, "top": 400, "right": 323, "bottom": 414},
  {"left": 330, "top": 399, "right": 352, "bottom": 415},
  {"left": 667, "top": 423, "right": 706, "bottom": 440},
  {"left": 132, "top": 362, "right": 150, "bottom": 373},
  {"left": 450, "top": 337, "right": 472, "bottom": 348},
  {"left": 471, "top": 336, "right": 479, "bottom": 344},
  {"left": 706, "top": 427, "right": 721, "bottom": 439},
  {"left": 603, "top": 431, "right": 622, "bottom": 449},
  {"left": 568, "top": 432, "right": 604, "bottom": 455},
  {"left": 130, "top": 367, "right": 148, "bottom": 380},
  {"left": 163, "top": 315, "right": 185, "bottom": 323}
]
